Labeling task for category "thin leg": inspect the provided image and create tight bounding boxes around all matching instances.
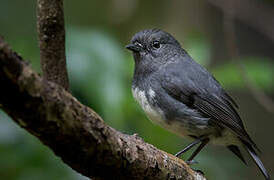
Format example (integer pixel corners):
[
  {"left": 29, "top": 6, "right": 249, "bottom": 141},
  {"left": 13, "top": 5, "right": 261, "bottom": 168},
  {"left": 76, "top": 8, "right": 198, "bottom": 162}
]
[
  {"left": 187, "top": 138, "right": 209, "bottom": 162},
  {"left": 175, "top": 138, "right": 202, "bottom": 157}
]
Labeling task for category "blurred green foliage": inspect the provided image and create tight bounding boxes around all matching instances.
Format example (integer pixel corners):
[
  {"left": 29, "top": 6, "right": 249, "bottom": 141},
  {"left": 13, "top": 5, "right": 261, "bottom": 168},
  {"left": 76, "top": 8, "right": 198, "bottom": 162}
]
[
  {"left": 212, "top": 57, "right": 274, "bottom": 91},
  {"left": 0, "top": 1, "right": 273, "bottom": 180}
]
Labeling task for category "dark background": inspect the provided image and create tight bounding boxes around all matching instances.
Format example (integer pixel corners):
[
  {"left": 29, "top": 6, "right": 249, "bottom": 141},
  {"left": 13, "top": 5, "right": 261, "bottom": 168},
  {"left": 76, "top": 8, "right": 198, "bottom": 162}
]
[{"left": 0, "top": 0, "right": 273, "bottom": 179}]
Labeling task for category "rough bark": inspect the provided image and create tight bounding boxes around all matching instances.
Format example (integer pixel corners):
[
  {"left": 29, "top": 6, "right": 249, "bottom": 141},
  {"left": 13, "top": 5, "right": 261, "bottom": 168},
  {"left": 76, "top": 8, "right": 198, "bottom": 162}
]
[
  {"left": 37, "top": 0, "right": 69, "bottom": 90},
  {"left": 0, "top": 37, "right": 205, "bottom": 180}
]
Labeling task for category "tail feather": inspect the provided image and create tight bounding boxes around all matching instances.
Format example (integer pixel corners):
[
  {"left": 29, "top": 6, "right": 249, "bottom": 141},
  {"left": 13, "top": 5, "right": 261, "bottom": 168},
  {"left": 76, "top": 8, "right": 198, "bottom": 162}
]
[
  {"left": 242, "top": 140, "right": 271, "bottom": 180},
  {"left": 227, "top": 145, "right": 247, "bottom": 165}
]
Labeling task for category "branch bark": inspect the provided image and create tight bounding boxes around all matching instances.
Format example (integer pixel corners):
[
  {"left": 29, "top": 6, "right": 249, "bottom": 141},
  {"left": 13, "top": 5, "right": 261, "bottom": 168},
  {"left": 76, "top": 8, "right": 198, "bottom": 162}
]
[
  {"left": 0, "top": 37, "right": 205, "bottom": 180},
  {"left": 37, "top": 0, "right": 69, "bottom": 90}
]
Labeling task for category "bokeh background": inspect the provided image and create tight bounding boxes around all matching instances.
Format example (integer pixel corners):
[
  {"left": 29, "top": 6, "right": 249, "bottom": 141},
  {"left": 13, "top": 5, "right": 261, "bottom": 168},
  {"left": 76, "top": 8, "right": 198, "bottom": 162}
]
[{"left": 0, "top": 0, "right": 273, "bottom": 179}]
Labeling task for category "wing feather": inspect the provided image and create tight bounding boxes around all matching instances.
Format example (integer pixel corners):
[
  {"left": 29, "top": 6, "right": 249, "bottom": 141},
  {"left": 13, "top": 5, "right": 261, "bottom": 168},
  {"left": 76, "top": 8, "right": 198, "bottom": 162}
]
[{"left": 161, "top": 62, "right": 258, "bottom": 151}]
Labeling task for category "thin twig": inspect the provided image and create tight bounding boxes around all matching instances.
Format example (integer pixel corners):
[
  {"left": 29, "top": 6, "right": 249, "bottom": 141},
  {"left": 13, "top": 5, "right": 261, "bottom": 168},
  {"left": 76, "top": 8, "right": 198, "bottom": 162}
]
[
  {"left": 223, "top": 1, "right": 274, "bottom": 114},
  {"left": 208, "top": 0, "right": 274, "bottom": 43}
]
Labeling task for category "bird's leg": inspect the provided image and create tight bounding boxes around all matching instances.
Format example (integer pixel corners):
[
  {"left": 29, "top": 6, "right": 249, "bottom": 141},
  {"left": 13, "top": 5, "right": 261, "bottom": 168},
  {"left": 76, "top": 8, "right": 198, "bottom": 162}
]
[
  {"left": 186, "top": 138, "right": 209, "bottom": 164},
  {"left": 175, "top": 138, "right": 203, "bottom": 157},
  {"left": 185, "top": 138, "right": 209, "bottom": 176}
]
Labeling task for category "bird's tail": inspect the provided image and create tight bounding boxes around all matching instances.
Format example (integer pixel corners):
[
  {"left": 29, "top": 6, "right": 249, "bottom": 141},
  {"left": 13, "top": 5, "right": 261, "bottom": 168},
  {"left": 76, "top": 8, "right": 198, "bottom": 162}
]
[{"left": 241, "top": 140, "right": 271, "bottom": 180}]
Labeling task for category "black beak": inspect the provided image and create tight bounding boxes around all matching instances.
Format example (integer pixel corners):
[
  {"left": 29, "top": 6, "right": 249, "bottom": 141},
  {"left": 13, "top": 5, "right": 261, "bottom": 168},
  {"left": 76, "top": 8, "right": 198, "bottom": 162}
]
[{"left": 126, "top": 43, "right": 142, "bottom": 52}]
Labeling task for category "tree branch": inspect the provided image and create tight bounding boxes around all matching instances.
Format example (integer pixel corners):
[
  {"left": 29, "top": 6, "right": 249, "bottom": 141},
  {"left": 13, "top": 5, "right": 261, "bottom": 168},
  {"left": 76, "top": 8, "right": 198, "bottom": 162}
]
[
  {"left": 0, "top": 37, "right": 205, "bottom": 180},
  {"left": 37, "top": 0, "right": 69, "bottom": 90}
]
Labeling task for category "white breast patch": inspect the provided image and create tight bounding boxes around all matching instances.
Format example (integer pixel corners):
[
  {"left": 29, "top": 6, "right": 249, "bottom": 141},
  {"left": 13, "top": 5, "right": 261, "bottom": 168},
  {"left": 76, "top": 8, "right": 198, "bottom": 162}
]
[
  {"left": 132, "top": 87, "right": 164, "bottom": 125},
  {"left": 132, "top": 87, "right": 208, "bottom": 138}
]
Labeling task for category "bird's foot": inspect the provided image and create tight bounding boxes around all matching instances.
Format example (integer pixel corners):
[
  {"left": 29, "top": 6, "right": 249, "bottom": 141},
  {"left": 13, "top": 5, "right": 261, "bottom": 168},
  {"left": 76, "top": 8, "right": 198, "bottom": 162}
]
[
  {"left": 174, "top": 151, "right": 183, "bottom": 157},
  {"left": 186, "top": 159, "right": 199, "bottom": 165},
  {"left": 192, "top": 169, "right": 204, "bottom": 175}
]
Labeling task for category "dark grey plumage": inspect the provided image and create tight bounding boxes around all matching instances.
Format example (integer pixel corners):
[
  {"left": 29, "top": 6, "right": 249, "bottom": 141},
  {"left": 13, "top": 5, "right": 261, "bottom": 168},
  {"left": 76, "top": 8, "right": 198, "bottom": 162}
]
[{"left": 126, "top": 29, "right": 270, "bottom": 180}]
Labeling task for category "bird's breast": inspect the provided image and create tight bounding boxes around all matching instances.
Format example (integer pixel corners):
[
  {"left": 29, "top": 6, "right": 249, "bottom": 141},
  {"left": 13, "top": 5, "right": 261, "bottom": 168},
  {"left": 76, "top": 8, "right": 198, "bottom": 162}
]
[
  {"left": 132, "top": 87, "right": 165, "bottom": 125},
  {"left": 132, "top": 86, "right": 196, "bottom": 137}
]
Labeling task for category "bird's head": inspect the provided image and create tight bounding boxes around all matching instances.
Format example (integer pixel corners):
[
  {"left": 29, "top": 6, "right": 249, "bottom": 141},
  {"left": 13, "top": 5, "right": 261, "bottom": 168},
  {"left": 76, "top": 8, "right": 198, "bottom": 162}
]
[{"left": 126, "top": 29, "right": 183, "bottom": 74}]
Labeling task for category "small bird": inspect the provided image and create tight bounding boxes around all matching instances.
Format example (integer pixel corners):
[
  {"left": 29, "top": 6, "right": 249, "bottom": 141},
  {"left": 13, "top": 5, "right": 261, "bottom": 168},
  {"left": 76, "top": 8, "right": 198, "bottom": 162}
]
[{"left": 126, "top": 29, "right": 270, "bottom": 180}]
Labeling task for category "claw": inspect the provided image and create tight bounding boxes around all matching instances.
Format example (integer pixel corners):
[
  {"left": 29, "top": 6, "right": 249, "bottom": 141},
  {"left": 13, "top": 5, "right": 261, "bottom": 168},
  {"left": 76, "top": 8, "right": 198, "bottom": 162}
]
[
  {"left": 186, "top": 159, "right": 199, "bottom": 165},
  {"left": 193, "top": 169, "right": 204, "bottom": 175}
]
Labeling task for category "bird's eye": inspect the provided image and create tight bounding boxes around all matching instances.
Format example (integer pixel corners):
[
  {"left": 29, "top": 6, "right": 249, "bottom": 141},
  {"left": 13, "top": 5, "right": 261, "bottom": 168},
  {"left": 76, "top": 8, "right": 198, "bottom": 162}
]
[{"left": 152, "top": 40, "right": 160, "bottom": 49}]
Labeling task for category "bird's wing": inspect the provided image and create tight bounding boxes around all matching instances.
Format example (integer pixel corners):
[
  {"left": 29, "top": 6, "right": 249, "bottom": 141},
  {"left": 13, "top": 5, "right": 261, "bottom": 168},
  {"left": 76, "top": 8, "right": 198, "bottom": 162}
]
[{"left": 160, "top": 62, "right": 258, "bottom": 150}]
